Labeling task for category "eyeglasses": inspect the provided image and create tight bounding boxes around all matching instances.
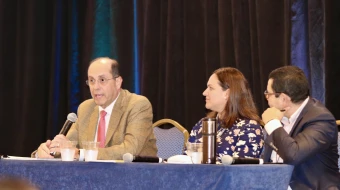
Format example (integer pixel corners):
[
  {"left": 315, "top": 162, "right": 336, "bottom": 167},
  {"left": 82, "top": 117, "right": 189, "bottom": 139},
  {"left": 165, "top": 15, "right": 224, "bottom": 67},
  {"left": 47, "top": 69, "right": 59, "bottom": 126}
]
[
  {"left": 86, "top": 76, "right": 118, "bottom": 86},
  {"left": 264, "top": 90, "right": 281, "bottom": 98}
]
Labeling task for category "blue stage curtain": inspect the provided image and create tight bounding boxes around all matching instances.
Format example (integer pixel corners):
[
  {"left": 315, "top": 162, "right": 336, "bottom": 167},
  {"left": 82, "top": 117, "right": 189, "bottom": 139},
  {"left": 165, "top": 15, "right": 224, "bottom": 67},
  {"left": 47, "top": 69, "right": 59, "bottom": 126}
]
[
  {"left": 51, "top": 0, "right": 64, "bottom": 135},
  {"left": 291, "top": 0, "right": 325, "bottom": 103},
  {"left": 92, "top": 0, "right": 114, "bottom": 59},
  {"left": 70, "top": 0, "right": 81, "bottom": 113}
]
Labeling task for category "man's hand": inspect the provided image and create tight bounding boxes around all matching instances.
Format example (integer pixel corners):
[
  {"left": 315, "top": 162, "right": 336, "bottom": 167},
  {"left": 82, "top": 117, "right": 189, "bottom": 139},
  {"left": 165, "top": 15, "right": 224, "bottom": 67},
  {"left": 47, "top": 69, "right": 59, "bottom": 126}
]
[
  {"left": 49, "top": 134, "right": 70, "bottom": 154},
  {"left": 50, "top": 135, "right": 79, "bottom": 160},
  {"left": 262, "top": 107, "right": 285, "bottom": 124},
  {"left": 37, "top": 140, "right": 54, "bottom": 158}
]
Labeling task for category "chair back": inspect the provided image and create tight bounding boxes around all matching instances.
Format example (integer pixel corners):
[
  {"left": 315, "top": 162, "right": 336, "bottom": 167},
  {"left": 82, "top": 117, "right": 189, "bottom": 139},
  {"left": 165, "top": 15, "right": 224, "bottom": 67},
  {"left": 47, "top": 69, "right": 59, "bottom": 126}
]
[{"left": 153, "top": 119, "right": 189, "bottom": 159}]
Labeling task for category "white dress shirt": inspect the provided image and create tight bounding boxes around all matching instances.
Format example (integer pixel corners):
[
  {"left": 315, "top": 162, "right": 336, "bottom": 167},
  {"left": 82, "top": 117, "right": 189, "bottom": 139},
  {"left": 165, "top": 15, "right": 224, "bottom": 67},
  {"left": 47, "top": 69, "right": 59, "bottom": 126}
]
[{"left": 94, "top": 93, "right": 120, "bottom": 142}]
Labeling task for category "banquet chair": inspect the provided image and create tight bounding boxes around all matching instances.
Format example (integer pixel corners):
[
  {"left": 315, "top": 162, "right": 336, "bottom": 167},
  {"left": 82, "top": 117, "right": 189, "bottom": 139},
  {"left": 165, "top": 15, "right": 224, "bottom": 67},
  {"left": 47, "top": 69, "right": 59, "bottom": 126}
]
[{"left": 152, "top": 119, "right": 189, "bottom": 159}]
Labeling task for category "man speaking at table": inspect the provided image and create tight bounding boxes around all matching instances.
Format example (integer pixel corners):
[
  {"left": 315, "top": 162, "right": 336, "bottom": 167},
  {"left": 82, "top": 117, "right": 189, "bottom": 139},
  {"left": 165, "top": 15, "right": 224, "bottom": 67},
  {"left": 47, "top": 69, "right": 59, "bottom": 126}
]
[{"left": 32, "top": 57, "right": 157, "bottom": 160}]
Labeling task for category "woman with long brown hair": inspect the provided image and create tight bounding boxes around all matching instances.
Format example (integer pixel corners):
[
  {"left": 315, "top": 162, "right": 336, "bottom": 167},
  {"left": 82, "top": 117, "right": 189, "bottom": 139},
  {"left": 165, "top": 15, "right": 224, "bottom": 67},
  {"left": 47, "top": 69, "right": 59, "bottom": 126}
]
[{"left": 188, "top": 67, "right": 264, "bottom": 163}]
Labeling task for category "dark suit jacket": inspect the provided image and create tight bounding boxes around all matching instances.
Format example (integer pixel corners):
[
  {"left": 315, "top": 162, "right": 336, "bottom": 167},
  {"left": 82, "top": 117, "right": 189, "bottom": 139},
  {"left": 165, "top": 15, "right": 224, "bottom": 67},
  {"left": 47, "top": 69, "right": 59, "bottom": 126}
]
[
  {"left": 264, "top": 98, "right": 340, "bottom": 190},
  {"left": 66, "top": 89, "right": 157, "bottom": 160}
]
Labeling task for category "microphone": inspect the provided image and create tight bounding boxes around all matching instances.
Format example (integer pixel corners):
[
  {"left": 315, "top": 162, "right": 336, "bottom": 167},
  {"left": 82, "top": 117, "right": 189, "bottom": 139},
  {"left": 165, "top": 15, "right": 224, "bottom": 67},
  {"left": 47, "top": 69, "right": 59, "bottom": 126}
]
[
  {"left": 123, "top": 153, "right": 163, "bottom": 163},
  {"left": 221, "top": 155, "right": 264, "bottom": 165},
  {"left": 59, "top": 113, "right": 77, "bottom": 135},
  {"left": 50, "top": 113, "right": 77, "bottom": 157}
]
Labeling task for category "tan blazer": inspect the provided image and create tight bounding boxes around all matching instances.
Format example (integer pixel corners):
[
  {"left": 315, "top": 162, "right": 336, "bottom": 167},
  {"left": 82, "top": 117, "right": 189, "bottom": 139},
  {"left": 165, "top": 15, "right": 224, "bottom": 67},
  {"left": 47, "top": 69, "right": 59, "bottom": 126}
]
[{"left": 67, "top": 89, "right": 157, "bottom": 160}]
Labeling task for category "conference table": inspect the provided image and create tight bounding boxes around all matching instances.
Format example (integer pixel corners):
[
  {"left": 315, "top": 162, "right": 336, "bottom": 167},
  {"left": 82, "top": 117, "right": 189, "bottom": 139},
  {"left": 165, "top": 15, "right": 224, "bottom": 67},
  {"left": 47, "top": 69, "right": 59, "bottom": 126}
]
[{"left": 0, "top": 158, "right": 293, "bottom": 190}]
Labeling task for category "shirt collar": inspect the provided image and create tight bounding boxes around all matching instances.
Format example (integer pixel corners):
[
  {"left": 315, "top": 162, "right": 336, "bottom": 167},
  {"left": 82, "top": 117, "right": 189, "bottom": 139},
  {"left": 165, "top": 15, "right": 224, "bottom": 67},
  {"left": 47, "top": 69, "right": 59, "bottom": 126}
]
[
  {"left": 99, "top": 92, "right": 120, "bottom": 116},
  {"left": 282, "top": 96, "right": 309, "bottom": 125}
]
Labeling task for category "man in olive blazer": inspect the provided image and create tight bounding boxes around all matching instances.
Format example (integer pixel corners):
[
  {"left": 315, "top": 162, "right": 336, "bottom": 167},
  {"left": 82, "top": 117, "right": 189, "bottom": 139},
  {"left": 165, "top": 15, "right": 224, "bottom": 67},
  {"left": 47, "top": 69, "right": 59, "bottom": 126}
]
[
  {"left": 34, "top": 57, "right": 157, "bottom": 160},
  {"left": 67, "top": 89, "right": 157, "bottom": 159}
]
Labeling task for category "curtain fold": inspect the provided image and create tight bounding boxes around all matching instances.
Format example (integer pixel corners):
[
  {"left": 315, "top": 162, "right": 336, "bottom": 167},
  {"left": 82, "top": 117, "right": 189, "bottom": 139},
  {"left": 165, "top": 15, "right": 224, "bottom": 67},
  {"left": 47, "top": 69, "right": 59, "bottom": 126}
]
[
  {"left": 140, "top": 0, "right": 293, "bottom": 129},
  {"left": 0, "top": 0, "right": 55, "bottom": 155},
  {"left": 308, "top": 0, "right": 325, "bottom": 103},
  {"left": 324, "top": 0, "right": 340, "bottom": 118}
]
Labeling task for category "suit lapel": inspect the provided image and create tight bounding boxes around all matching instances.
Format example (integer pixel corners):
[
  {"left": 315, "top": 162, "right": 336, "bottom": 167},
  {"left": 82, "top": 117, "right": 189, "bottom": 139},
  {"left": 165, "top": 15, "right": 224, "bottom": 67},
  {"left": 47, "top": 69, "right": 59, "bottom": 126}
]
[
  {"left": 84, "top": 105, "right": 99, "bottom": 142},
  {"left": 290, "top": 116, "right": 303, "bottom": 136},
  {"left": 289, "top": 99, "right": 312, "bottom": 136},
  {"left": 105, "top": 90, "right": 126, "bottom": 146}
]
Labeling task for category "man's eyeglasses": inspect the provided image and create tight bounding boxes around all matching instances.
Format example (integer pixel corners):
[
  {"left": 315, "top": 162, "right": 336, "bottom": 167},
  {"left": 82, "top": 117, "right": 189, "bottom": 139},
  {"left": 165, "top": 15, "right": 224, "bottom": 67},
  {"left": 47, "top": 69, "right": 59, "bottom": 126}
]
[
  {"left": 86, "top": 76, "right": 119, "bottom": 86},
  {"left": 264, "top": 90, "right": 281, "bottom": 98}
]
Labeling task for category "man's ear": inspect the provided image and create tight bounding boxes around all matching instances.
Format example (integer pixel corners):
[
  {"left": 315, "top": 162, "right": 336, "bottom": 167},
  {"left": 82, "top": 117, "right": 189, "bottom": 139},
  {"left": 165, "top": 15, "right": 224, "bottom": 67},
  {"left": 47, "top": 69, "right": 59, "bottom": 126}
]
[
  {"left": 115, "top": 76, "right": 123, "bottom": 89},
  {"left": 281, "top": 93, "right": 291, "bottom": 103}
]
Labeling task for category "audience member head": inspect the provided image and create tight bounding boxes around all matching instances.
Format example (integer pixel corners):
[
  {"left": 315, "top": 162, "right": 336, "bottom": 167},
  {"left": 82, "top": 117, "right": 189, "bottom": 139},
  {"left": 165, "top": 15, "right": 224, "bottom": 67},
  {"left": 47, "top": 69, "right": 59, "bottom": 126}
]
[
  {"left": 86, "top": 57, "right": 123, "bottom": 108},
  {"left": 0, "top": 176, "right": 39, "bottom": 190},
  {"left": 203, "top": 67, "right": 262, "bottom": 128}
]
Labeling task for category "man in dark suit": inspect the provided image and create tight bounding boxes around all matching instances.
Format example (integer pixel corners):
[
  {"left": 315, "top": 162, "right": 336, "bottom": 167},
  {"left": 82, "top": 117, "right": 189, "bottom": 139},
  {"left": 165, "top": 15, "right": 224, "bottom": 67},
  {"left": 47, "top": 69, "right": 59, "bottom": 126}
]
[{"left": 262, "top": 66, "right": 340, "bottom": 189}]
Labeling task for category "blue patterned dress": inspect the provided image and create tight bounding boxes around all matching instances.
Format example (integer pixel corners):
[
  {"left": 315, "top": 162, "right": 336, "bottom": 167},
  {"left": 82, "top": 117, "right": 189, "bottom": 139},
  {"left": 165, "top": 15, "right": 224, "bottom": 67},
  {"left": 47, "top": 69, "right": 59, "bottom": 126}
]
[{"left": 188, "top": 118, "right": 264, "bottom": 163}]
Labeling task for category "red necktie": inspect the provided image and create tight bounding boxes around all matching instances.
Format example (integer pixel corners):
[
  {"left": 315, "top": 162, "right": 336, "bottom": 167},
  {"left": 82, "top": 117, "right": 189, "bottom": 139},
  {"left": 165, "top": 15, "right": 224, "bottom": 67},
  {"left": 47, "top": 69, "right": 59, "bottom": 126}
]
[{"left": 97, "top": 110, "right": 107, "bottom": 148}]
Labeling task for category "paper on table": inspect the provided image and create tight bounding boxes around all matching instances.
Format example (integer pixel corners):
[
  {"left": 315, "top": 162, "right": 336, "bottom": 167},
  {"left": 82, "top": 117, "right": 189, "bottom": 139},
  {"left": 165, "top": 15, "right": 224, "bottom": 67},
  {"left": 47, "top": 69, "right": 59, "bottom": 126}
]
[
  {"left": 86, "top": 160, "right": 124, "bottom": 163},
  {"left": 3, "top": 156, "right": 123, "bottom": 163},
  {"left": 4, "top": 156, "right": 62, "bottom": 161}
]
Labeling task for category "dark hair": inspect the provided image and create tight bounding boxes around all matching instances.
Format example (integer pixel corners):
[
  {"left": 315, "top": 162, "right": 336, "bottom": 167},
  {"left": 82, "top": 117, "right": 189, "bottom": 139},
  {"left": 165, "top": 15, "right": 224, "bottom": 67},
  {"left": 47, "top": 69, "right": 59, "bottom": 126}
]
[
  {"left": 269, "top": 66, "right": 309, "bottom": 103},
  {"left": 207, "top": 67, "right": 263, "bottom": 128},
  {"left": 90, "top": 57, "right": 120, "bottom": 78}
]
